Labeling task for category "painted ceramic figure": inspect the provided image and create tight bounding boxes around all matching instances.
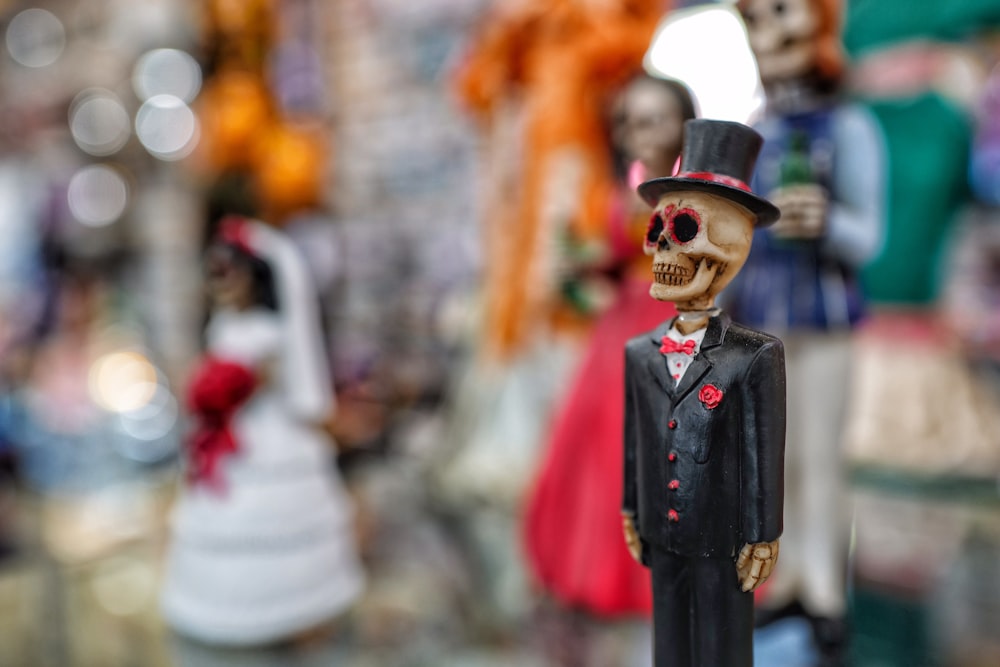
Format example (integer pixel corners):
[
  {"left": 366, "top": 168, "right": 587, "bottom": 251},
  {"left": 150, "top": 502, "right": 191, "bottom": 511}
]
[
  {"left": 728, "top": 1, "right": 885, "bottom": 660},
  {"left": 523, "top": 74, "right": 694, "bottom": 617},
  {"left": 161, "top": 217, "right": 364, "bottom": 646},
  {"left": 622, "top": 119, "right": 785, "bottom": 667},
  {"left": 455, "top": 0, "right": 665, "bottom": 358}
]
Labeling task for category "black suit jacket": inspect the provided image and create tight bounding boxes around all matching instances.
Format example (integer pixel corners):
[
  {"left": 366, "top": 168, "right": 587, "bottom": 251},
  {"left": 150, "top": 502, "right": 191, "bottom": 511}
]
[{"left": 623, "top": 313, "right": 785, "bottom": 559}]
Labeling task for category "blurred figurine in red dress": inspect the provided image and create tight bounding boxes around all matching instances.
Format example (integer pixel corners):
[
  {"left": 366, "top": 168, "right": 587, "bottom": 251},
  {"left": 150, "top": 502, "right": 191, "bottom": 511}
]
[
  {"left": 523, "top": 74, "right": 695, "bottom": 617},
  {"left": 443, "top": 0, "right": 669, "bottom": 628}
]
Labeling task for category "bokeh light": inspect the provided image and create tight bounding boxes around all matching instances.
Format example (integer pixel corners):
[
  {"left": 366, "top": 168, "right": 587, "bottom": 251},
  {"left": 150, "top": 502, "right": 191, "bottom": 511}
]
[
  {"left": 135, "top": 94, "right": 199, "bottom": 160},
  {"left": 69, "top": 89, "right": 132, "bottom": 156},
  {"left": 132, "top": 48, "right": 202, "bottom": 103},
  {"left": 5, "top": 8, "right": 65, "bottom": 68},
  {"left": 67, "top": 164, "right": 129, "bottom": 227},
  {"left": 88, "top": 351, "right": 159, "bottom": 413},
  {"left": 119, "top": 384, "right": 176, "bottom": 441},
  {"left": 645, "top": 4, "right": 763, "bottom": 123}
]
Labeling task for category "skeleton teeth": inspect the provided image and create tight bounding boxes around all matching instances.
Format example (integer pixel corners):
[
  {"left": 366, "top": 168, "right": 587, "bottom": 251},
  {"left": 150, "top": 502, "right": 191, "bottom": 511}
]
[{"left": 652, "top": 263, "right": 694, "bottom": 286}]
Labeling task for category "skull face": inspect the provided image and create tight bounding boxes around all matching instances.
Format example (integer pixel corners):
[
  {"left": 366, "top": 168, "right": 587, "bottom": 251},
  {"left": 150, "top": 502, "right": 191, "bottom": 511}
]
[
  {"left": 644, "top": 191, "right": 755, "bottom": 309},
  {"left": 740, "top": 0, "right": 820, "bottom": 85},
  {"left": 618, "top": 77, "right": 687, "bottom": 177}
]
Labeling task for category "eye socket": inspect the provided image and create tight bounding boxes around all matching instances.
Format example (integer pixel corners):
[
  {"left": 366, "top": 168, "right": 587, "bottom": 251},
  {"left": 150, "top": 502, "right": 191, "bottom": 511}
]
[
  {"left": 645, "top": 204, "right": 674, "bottom": 247},
  {"left": 645, "top": 213, "right": 664, "bottom": 247},
  {"left": 669, "top": 209, "right": 701, "bottom": 244}
]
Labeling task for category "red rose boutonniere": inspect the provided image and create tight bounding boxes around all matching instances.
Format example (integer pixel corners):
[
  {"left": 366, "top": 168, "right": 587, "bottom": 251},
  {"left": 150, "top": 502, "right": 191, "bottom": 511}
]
[{"left": 698, "top": 384, "right": 723, "bottom": 409}]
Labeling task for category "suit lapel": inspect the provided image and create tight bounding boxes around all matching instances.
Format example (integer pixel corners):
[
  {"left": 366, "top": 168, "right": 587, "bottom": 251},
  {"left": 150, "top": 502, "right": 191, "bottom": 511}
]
[
  {"left": 646, "top": 318, "right": 677, "bottom": 396},
  {"left": 651, "top": 313, "right": 731, "bottom": 406}
]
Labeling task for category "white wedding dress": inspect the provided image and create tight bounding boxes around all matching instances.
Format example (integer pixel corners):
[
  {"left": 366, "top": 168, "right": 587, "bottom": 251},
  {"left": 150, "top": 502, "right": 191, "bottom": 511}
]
[{"left": 161, "top": 224, "right": 364, "bottom": 646}]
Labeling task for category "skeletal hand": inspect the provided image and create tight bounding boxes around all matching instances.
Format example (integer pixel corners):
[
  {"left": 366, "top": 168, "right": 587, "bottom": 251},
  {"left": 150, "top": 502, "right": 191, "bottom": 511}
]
[
  {"left": 622, "top": 512, "right": 643, "bottom": 564},
  {"left": 768, "top": 184, "right": 827, "bottom": 239},
  {"left": 735, "top": 539, "right": 779, "bottom": 592}
]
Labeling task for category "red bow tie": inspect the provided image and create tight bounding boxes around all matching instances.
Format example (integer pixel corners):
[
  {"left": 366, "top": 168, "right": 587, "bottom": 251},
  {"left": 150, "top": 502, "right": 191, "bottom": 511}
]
[{"left": 660, "top": 337, "right": 697, "bottom": 356}]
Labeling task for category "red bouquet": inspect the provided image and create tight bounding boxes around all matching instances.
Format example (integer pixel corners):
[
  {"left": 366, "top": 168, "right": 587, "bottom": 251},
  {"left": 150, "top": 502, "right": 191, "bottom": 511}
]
[{"left": 185, "top": 356, "right": 256, "bottom": 488}]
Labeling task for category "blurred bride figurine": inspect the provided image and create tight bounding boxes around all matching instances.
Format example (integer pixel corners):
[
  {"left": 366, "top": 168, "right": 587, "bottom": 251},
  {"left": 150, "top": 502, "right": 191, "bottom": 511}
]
[{"left": 161, "top": 216, "right": 364, "bottom": 646}]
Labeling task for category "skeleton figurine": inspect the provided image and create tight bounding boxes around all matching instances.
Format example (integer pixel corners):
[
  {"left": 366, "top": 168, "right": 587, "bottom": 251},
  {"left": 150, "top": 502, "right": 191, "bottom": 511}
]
[{"left": 622, "top": 119, "right": 785, "bottom": 667}]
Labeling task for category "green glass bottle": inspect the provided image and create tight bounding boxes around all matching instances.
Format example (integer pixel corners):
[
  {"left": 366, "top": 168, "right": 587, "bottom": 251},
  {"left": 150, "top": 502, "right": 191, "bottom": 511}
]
[{"left": 780, "top": 130, "right": 814, "bottom": 186}]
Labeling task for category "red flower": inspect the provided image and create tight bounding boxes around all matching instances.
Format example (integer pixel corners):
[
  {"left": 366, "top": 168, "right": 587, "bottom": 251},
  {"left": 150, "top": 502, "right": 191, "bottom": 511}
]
[
  {"left": 217, "top": 216, "right": 255, "bottom": 257},
  {"left": 698, "top": 383, "right": 723, "bottom": 409},
  {"left": 185, "top": 356, "right": 257, "bottom": 489}
]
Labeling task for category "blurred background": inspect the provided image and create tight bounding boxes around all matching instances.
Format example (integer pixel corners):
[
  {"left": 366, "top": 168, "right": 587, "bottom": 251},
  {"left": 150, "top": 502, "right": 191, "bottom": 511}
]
[{"left": 0, "top": 0, "right": 998, "bottom": 666}]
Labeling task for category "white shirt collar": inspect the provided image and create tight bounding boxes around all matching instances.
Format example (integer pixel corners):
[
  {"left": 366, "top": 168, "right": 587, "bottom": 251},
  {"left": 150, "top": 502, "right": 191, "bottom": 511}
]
[
  {"left": 664, "top": 324, "right": 707, "bottom": 350},
  {"left": 661, "top": 324, "right": 707, "bottom": 385}
]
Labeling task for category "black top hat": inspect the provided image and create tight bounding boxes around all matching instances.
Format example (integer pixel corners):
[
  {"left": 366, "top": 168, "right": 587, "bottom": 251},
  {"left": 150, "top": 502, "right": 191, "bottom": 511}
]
[{"left": 637, "top": 119, "right": 780, "bottom": 227}]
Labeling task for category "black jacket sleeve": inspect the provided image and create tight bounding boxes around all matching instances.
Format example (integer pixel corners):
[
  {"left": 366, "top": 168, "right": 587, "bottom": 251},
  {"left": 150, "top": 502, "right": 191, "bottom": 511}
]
[
  {"left": 622, "top": 347, "right": 639, "bottom": 521},
  {"left": 740, "top": 339, "right": 786, "bottom": 545}
]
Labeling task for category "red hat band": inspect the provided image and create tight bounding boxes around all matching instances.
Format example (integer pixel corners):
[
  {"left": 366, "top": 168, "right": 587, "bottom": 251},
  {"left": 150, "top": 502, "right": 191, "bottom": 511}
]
[{"left": 674, "top": 171, "right": 752, "bottom": 193}]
